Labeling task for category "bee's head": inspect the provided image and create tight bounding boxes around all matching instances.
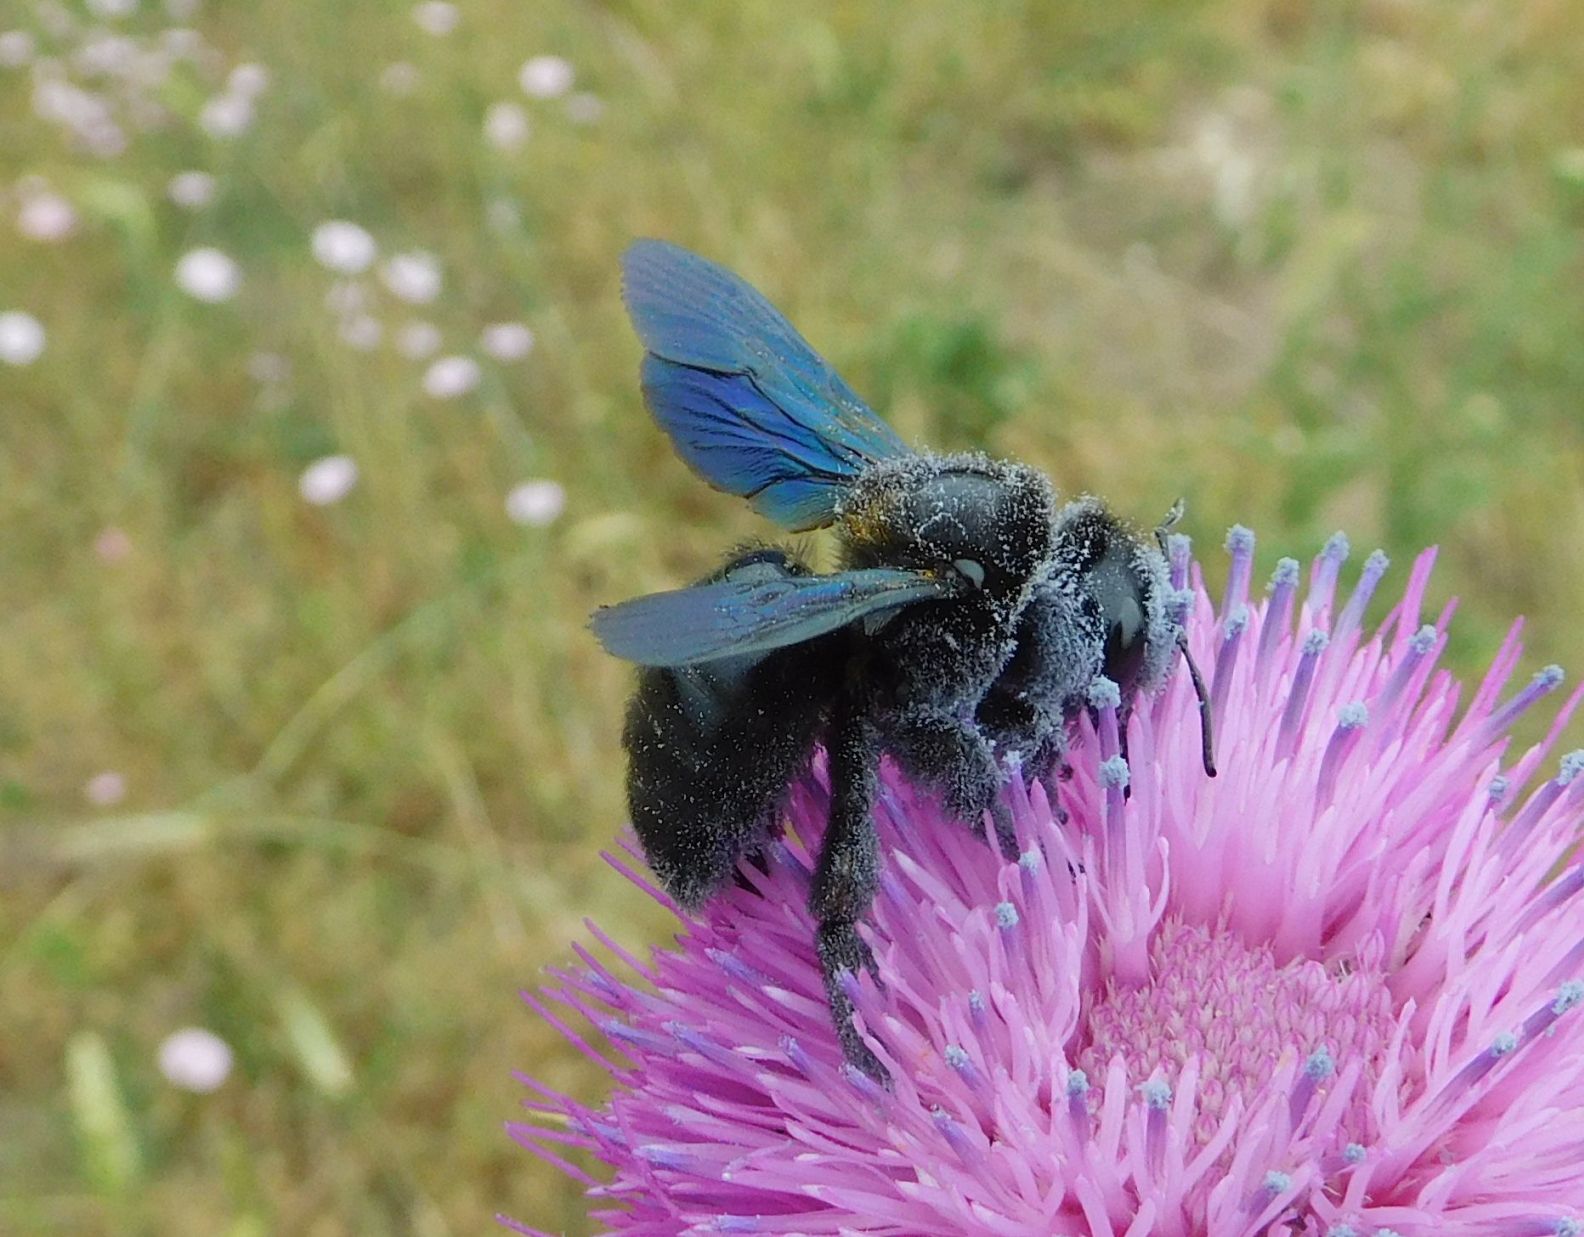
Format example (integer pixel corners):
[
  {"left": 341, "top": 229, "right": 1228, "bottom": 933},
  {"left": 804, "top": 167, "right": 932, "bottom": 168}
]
[
  {"left": 1090, "top": 540, "right": 1154, "bottom": 692},
  {"left": 1054, "top": 500, "right": 1175, "bottom": 699},
  {"left": 842, "top": 456, "right": 1054, "bottom": 598}
]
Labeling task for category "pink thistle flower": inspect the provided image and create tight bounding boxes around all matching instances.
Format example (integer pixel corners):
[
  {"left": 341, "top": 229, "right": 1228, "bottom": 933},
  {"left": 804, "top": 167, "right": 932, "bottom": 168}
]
[{"left": 511, "top": 531, "right": 1584, "bottom": 1236}]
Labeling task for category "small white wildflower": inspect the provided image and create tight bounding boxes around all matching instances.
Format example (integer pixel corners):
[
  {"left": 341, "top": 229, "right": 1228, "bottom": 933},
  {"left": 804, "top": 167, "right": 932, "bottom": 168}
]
[
  {"left": 158, "top": 1027, "right": 233, "bottom": 1093},
  {"left": 0, "top": 310, "right": 46, "bottom": 365},
  {"left": 505, "top": 479, "right": 565, "bottom": 527},
  {"left": 160, "top": 27, "right": 203, "bottom": 59},
  {"left": 82, "top": 120, "right": 129, "bottom": 158},
  {"left": 199, "top": 91, "right": 253, "bottom": 138},
  {"left": 36, "top": 3, "right": 75, "bottom": 38},
  {"left": 378, "top": 250, "right": 441, "bottom": 304},
  {"left": 411, "top": 1, "right": 458, "bottom": 35},
  {"left": 396, "top": 320, "right": 442, "bottom": 359},
  {"left": 226, "top": 62, "right": 269, "bottom": 97},
  {"left": 519, "top": 54, "right": 573, "bottom": 99},
  {"left": 565, "top": 92, "right": 603, "bottom": 125},
  {"left": 16, "top": 190, "right": 77, "bottom": 242},
  {"left": 85, "top": 770, "right": 127, "bottom": 806},
  {"left": 312, "top": 220, "right": 376, "bottom": 274},
  {"left": 338, "top": 314, "right": 382, "bottom": 351},
  {"left": 323, "top": 280, "right": 367, "bottom": 317},
  {"left": 87, "top": 0, "right": 139, "bottom": 18},
  {"left": 174, "top": 247, "right": 241, "bottom": 302},
  {"left": 480, "top": 321, "right": 534, "bottom": 361},
  {"left": 167, "top": 169, "right": 216, "bottom": 209},
  {"left": 379, "top": 61, "right": 420, "bottom": 96},
  {"left": 486, "top": 198, "right": 520, "bottom": 234},
  {"left": 164, "top": 0, "right": 200, "bottom": 17},
  {"left": 34, "top": 78, "right": 109, "bottom": 128},
  {"left": 299, "top": 455, "right": 359, "bottom": 506},
  {"left": 127, "top": 95, "right": 168, "bottom": 133},
  {"left": 28, "top": 67, "right": 67, "bottom": 103},
  {"left": 1191, "top": 111, "right": 1258, "bottom": 229},
  {"left": 247, "top": 352, "right": 290, "bottom": 383},
  {"left": 422, "top": 354, "right": 480, "bottom": 398},
  {"left": 73, "top": 33, "right": 139, "bottom": 77},
  {"left": 0, "top": 31, "right": 37, "bottom": 68},
  {"left": 483, "top": 100, "right": 530, "bottom": 150}
]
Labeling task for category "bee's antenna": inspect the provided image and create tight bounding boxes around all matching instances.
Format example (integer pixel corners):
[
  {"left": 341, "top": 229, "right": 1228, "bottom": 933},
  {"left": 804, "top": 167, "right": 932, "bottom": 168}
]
[
  {"left": 1157, "top": 498, "right": 1213, "bottom": 775},
  {"left": 1178, "top": 630, "right": 1217, "bottom": 778},
  {"left": 1155, "top": 498, "right": 1186, "bottom": 552}
]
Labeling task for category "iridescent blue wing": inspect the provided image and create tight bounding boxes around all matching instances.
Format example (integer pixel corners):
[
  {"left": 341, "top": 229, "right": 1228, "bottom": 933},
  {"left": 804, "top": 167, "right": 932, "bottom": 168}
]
[
  {"left": 623, "top": 239, "right": 910, "bottom": 531},
  {"left": 591, "top": 567, "right": 955, "bottom": 667}
]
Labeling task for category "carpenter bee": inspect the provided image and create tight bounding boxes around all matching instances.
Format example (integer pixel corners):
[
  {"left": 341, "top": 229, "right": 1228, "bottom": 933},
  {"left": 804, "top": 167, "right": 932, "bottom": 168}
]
[{"left": 593, "top": 240, "right": 1214, "bottom": 1076}]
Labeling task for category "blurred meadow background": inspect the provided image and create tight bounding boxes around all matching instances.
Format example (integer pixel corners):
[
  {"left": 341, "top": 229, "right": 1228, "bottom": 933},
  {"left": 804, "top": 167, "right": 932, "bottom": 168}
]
[{"left": 4, "top": 0, "right": 1584, "bottom": 1232}]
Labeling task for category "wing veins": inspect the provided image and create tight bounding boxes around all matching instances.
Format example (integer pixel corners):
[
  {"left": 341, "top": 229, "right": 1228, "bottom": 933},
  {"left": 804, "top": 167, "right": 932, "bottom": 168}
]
[{"left": 624, "top": 240, "right": 908, "bottom": 528}]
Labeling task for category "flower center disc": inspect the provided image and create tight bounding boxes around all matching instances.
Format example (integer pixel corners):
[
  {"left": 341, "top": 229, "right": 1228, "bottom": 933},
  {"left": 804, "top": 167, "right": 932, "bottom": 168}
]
[{"left": 1076, "top": 919, "right": 1397, "bottom": 1146}]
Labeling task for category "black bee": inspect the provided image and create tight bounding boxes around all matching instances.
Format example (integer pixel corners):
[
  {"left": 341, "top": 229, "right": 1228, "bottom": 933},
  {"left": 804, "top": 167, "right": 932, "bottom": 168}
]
[{"left": 593, "top": 240, "right": 1214, "bottom": 1076}]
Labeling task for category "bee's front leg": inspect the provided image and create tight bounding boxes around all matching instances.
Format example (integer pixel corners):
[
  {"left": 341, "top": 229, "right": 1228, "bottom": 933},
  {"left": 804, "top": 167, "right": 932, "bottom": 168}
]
[{"left": 888, "top": 705, "right": 1020, "bottom": 860}]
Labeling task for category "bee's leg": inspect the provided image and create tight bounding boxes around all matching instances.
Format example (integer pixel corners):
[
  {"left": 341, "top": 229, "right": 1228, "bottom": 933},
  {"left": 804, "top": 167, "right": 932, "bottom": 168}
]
[
  {"left": 891, "top": 707, "right": 1020, "bottom": 861},
  {"left": 810, "top": 698, "right": 886, "bottom": 1080},
  {"left": 1116, "top": 704, "right": 1132, "bottom": 800},
  {"left": 1086, "top": 703, "right": 1133, "bottom": 800},
  {"left": 978, "top": 698, "right": 1060, "bottom": 840},
  {"left": 1026, "top": 734, "right": 1070, "bottom": 825},
  {"left": 987, "top": 800, "right": 1019, "bottom": 861},
  {"left": 729, "top": 848, "right": 772, "bottom": 897}
]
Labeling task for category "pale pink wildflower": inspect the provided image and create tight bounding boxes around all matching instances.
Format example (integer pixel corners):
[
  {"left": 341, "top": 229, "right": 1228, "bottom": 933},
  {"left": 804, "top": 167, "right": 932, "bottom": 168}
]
[
  {"left": 158, "top": 1027, "right": 233, "bottom": 1093},
  {"left": 298, "top": 455, "right": 358, "bottom": 506},
  {"left": 379, "top": 250, "right": 442, "bottom": 305},
  {"left": 0, "top": 310, "right": 46, "bottom": 365},
  {"left": 84, "top": 771, "right": 127, "bottom": 807},
  {"left": 480, "top": 321, "right": 534, "bottom": 361},
  {"left": 379, "top": 62, "right": 420, "bottom": 96},
  {"left": 411, "top": 1, "right": 458, "bottom": 36},
  {"left": 198, "top": 91, "right": 253, "bottom": 138},
  {"left": 173, "top": 247, "right": 241, "bottom": 302},
  {"left": 16, "top": 187, "right": 77, "bottom": 242},
  {"left": 94, "top": 526, "right": 133, "bottom": 563},
  {"left": 397, "top": 320, "right": 442, "bottom": 359},
  {"left": 504, "top": 480, "right": 564, "bottom": 527},
  {"left": 422, "top": 354, "right": 480, "bottom": 398},
  {"left": 519, "top": 55, "right": 573, "bottom": 99},
  {"left": 167, "top": 170, "right": 217, "bottom": 209},
  {"left": 0, "top": 31, "right": 36, "bottom": 68},
  {"left": 484, "top": 101, "right": 531, "bottom": 151},
  {"left": 312, "top": 220, "right": 376, "bottom": 275},
  {"left": 565, "top": 92, "right": 603, "bottom": 125},
  {"left": 338, "top": 314, "right": 382, "bottom": 352}
]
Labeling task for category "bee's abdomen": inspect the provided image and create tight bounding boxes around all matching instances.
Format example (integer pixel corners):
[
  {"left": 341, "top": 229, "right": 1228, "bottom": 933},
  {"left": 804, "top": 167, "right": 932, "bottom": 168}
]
[{"left": 622, "top": 548, "right": 850, "bottom": 909}]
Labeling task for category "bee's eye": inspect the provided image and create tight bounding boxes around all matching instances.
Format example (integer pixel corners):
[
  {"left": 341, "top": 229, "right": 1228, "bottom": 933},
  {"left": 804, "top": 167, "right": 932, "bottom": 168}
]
[
  {"left": 1101, "top": 594, "right": 1147, "bottom": 687},
  {"left": 1106, "top": 598, "right": 1143, "bottom": 656},
  {"left": 953, "top": 558, "right": 986, "bottom": 590}
]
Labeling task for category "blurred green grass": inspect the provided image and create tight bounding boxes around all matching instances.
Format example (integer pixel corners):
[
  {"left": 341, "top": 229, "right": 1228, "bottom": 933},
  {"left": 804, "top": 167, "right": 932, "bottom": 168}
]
[{"left": 3, "top": 0, "right": 1584, "bottom": 1232}]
